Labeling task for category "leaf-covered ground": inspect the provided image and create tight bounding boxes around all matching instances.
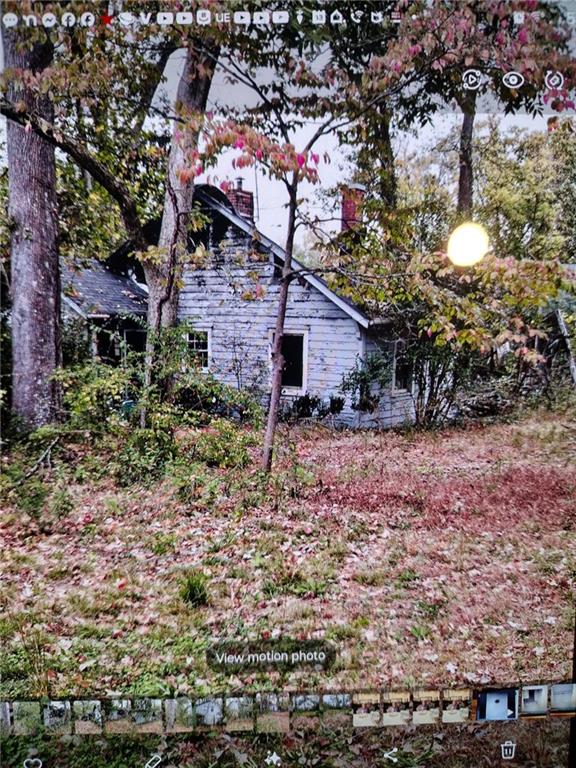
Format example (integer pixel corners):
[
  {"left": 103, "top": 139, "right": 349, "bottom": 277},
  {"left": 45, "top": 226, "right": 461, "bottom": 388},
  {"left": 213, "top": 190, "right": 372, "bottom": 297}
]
[
  {"left": 1, "top": 409, "right": 575, "bottom": 698},
  {"left": 1, "top": 720, "right": 570, "bottom": 768}
]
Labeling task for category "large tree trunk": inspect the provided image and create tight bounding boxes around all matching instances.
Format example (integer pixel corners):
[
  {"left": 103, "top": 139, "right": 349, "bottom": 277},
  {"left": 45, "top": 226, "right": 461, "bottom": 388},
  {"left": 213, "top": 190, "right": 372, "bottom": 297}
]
[
  {"left": 376, "top": 107, "right": 397, "bottom": 209},
  {"left": 141, "top": 46, "right": 217, "bottom": 419},
  {"left": 457, "top": 105, "right": 476, "bottom": 217},
  {"left": 152, "top": 44, "right": 218, "bottom": 330},
  {"left": 3, "top": 31, "right": 62, "bottom": 428},
  {"left": 261, "top": 178, "right": 298, "bottom": 472},
  {"left": 356, "top": 103, "right": 396, "bottom": 211}
]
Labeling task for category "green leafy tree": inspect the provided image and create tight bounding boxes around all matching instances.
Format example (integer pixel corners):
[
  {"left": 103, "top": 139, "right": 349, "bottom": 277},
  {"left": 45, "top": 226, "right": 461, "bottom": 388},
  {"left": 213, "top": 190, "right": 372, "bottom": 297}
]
[
  {"left": 0, "top": 0, "right": 222, "bottom": 427},
  {"left": 328, "top": 120, "right": 575, "bottom": 426},
  {"left": 380, "top": 0, "right": 573, "bottom": 215}
]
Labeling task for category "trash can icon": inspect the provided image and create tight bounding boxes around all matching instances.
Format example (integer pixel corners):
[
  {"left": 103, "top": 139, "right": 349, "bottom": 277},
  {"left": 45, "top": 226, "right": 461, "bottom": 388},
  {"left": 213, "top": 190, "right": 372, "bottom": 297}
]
[{"left": 501, "top": 741, "right": 516, "bottom": 760}]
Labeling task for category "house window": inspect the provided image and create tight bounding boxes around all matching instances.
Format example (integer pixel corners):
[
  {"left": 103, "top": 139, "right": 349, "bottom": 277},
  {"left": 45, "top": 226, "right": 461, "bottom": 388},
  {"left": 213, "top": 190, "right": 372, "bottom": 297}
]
[
  {"left": 270, "top": 331, "right": 308, "bottom": 392},
  {"left": 281, "top": 334, "right": 304, "bottom": 388},
  {"left": 123, "top": 328, "right": 147, "bottom": 353},
  {"left": 393, "top": 341, "right": 412, "bottom": 392},
  {"left": 188, "top": 330, "right": 210, "bottom": 370}
]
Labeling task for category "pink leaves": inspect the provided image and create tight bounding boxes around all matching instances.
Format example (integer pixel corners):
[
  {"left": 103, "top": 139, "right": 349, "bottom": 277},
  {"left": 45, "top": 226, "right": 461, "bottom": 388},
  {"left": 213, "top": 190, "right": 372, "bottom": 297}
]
[
  {"left": 199, "top": 116, "right": 322, "bottom": 184},
  {"left": 177, "top": 167, "right": 194, "bottom": 184}
]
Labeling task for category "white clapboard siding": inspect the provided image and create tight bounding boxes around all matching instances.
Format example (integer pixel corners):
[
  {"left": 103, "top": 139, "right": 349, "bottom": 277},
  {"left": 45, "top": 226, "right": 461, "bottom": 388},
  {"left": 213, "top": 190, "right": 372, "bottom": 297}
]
[
  {"left": 179, "top": 252, "right": 412, "bottom": 428},
  {"left": 360, "top": 334, "right": 416, "bottom": 428}
]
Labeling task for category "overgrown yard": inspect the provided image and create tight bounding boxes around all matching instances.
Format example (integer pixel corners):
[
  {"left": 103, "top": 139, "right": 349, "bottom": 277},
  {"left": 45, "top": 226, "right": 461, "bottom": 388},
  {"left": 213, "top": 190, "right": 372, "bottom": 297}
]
[{"left": 1, "top": 408, "right": 575, "bottom": 699}]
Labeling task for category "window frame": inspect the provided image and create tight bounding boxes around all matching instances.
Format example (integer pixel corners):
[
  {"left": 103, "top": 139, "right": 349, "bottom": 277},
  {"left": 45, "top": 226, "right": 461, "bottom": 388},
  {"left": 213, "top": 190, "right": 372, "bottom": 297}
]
[
  {"left": 268, "top": 328, "right": 309, "bottom": 396},
  {"left": 186, "top": 328, "right": 211, "bottom": 372},
  {"left": 391, "top": 339, "right": 413, "bottom": 394}
]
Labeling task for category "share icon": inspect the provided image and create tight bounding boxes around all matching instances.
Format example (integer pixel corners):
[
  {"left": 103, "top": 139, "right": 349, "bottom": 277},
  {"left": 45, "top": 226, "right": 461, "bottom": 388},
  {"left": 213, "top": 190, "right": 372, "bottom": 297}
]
[{"left": 383, "top": 747, "right": 399, "bottom": 764}]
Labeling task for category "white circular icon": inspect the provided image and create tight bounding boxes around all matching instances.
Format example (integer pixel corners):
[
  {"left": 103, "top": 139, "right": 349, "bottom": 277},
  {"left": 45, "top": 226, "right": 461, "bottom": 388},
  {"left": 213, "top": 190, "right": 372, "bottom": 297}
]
[
  {"left": 118, "top": 12, "right": 135, "bottom": 26},
  {"left": 545, "top": 70, "right": 564, "bottom": 90},
  {"left": 2, "top": 12, "right": 18, "bottom": 27},
  {"left": 462, "top": 69, "right": 482, "bottom": 90},
  {"left": 41, "top": 13, "right": 57, "bottom": 27},
  {"left": 61, "top": 13, "right": 76, "bottom": 27},
  {"left": 502, "top": 71, "right": 525, "bottom": 89}
]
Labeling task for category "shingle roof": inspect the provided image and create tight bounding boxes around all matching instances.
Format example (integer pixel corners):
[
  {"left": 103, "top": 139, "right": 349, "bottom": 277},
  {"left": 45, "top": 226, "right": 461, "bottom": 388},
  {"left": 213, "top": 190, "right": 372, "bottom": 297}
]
[
  {"left": 61, "top": 259, "right": 148, "bottom": 318},
  {"left": 66, "top": 184, "right": 384, "bottom": 328}
]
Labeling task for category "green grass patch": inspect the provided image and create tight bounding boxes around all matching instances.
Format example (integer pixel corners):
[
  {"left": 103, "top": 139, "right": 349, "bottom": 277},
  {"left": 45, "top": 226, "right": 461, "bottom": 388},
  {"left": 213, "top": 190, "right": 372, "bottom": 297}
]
[{"left": 179, "top": 570, "right": 210, "bottom": 607}]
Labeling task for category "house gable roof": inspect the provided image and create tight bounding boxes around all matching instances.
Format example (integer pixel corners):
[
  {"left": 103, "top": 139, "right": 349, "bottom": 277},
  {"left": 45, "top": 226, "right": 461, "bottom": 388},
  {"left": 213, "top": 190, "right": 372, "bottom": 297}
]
[
  {"left": 66, "top": 184, "right": 381, "bottom": 330},
  {"left": 195, "top": 186, "right": 375, "bottom": 329}
]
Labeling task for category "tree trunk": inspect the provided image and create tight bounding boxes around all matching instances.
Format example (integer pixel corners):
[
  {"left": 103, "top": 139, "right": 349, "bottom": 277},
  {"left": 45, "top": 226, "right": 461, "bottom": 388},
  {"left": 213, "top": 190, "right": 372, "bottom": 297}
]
[
  {"left": 377, "top": 107, "right": 397, "bottom": 209},
  {"left": 141, "top": 45, "right": 217, "bottom": 420},
  {"left": 357, "top": 103, "right": 396, "bottom": 210},
  {"left": 457, "top": 105, "right": 476, "bottom": 217},
  {"left": 3, "top": 31, "right": 62, "bottom": 429},
  {"left": 146, "top": 48, "right": 203, "bottom": 336},
  {"left": 261, "top": 178, "right": 298, "bottom": 472}
]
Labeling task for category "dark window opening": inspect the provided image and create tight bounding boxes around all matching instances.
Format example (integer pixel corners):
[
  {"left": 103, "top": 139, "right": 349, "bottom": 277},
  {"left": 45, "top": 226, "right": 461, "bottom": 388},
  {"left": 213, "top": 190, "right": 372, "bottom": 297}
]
[
  {"left": 281, "top": 334, "right": 304, "bottom": 389},
  {"left": 123, "top": 328, "right": 147, "bottom": 353},
  {"left": 188, "top": 331, "right": 210, "bottom": 369},
  {"left": 394, "top": 342, "right": 412, "bottom": 391},
  {"left": 93, "top": 323, "right": 146, "bottom": 365}
]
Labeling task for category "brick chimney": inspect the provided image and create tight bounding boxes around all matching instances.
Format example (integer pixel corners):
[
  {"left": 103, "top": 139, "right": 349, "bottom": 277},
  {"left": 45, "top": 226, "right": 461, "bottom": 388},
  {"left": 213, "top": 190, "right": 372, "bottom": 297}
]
[
  {"left": 227, "top": 177, "right": 254, "bottom": 223},
  {"left": 341, "top": 183, "right": 365, "bottom": 231}
]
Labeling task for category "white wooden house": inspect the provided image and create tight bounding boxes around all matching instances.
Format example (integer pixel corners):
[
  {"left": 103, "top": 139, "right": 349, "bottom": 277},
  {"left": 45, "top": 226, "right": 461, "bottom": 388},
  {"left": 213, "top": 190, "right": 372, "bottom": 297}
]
[
  {"left": 62, "top": 183, "right": 575, "bottom": 426},
  {"left": 62, "top": 182, "right": 417, "bottom": 427},
  {"left": 177, "top": 183, "right": 415, "bottom": 427}
]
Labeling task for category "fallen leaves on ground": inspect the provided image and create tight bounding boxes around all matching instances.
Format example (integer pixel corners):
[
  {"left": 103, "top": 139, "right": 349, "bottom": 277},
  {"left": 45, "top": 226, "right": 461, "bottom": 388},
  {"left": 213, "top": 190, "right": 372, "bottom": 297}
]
[{"left": 0, "top": 409, "right": 574, "bottom": 698}]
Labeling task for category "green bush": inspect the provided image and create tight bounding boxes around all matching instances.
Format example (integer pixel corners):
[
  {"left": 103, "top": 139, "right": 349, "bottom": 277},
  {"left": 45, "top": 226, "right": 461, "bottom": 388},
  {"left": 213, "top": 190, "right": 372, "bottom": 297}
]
[
  {"left": 112, "top": 428, "right": 177, "bottom": 486},
  {"left": 61, "top": 316, "right": 92, "bottom": 366},
  {"left": 194, "top": 418, "right": 255, "bottom": 468},
  {"left": 145, "top": 322, "right": 262, "bottom": 425},
  {"left": 55, "top": 361, "right": 133, "bottom": 429},
  {"left": 179, "top": 569, "right": 209, "bottom": 607},
  {"left": 15, "top": 478, "right": 49, "bottom": 518},
  {"left": 341, "top": 352, "right": 393, "bottom": 413},
  {"left": 280, "top": 392, "right": 346, "bottom": 422},
  {"left": 171, "top": 462, "right": 222, "bottom": 510},
  {"left": 54, "top": 324, "right": 262, "bottom": 433},
  {"left": 47, "top": 485, "right": 75, "bottom": 518}
]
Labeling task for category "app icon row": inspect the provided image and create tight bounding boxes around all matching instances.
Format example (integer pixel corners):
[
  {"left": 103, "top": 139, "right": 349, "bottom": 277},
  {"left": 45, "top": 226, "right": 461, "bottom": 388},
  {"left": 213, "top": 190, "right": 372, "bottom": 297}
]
[{"left": 463, "top": 69, "right": 565, "bottom": 91}]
